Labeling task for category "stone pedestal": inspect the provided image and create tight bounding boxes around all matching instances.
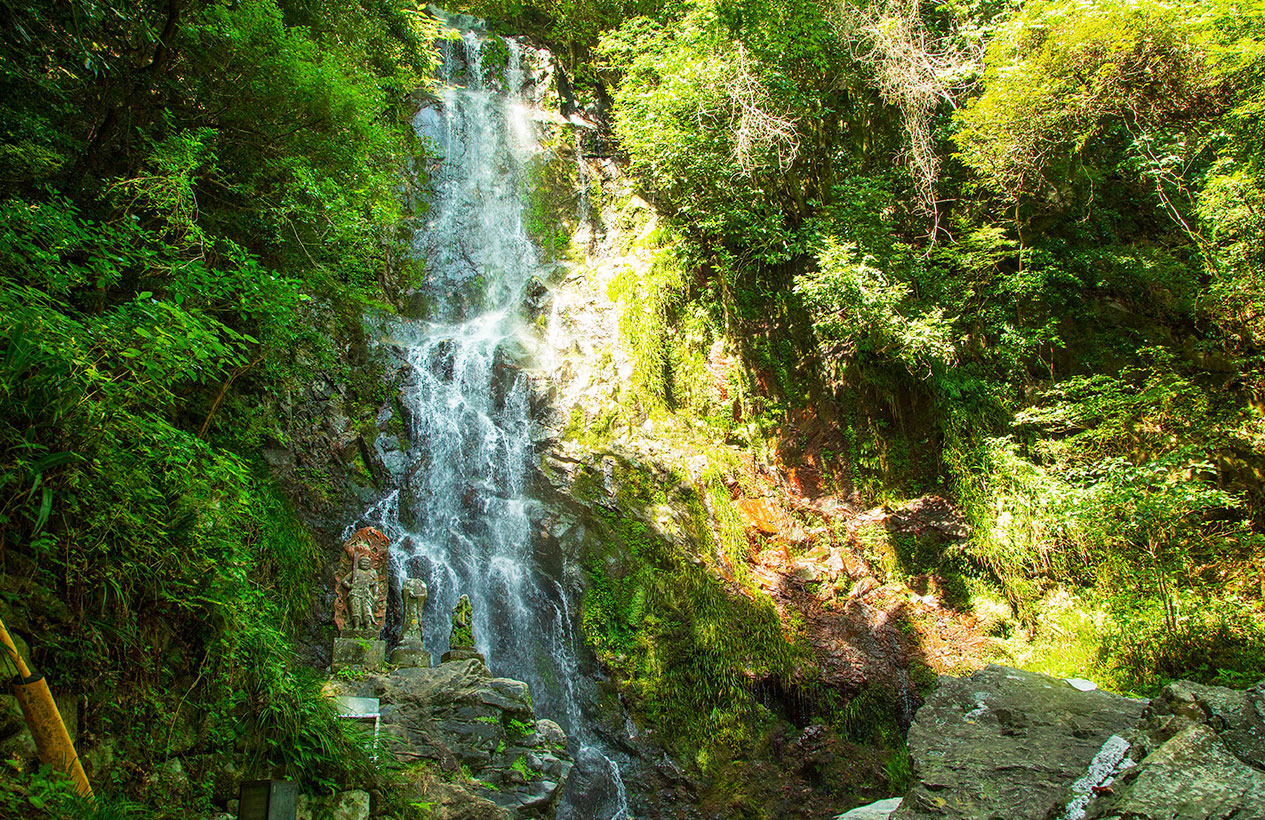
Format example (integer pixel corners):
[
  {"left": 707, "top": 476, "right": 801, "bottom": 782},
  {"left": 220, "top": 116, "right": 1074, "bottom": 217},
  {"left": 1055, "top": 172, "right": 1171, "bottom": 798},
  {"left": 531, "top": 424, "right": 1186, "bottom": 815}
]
[
  {"left": 440, "top": 646, "right": 486, "bottom": 664},
  {"left": 389, "top": 638, "right": 431, "bottom": 668},
  {"left": 333, "top": 630, "right": 386, "bottom": 671}
]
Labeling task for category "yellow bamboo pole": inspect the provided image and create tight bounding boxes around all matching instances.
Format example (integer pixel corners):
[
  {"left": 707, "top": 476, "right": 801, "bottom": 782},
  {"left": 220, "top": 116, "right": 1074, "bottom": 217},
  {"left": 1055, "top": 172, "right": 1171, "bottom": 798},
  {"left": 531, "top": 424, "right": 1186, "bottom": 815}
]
[{"left": 0, "top": 614, "right": 92, "bottom": 798}]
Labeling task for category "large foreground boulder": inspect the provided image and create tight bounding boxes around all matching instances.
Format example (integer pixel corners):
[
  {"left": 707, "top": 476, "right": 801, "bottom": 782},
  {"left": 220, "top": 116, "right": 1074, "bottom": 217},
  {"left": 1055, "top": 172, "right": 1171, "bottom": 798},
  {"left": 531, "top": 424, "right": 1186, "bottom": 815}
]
[
  {"left": 894, "top": 665, "right": 1265, "bottom": 820},
  {"left": 893, "top": 665, "right": 1147, "bottom": 820},
  {"left": 1086, "top": 679, "right": 1265, "bottom": 820}
]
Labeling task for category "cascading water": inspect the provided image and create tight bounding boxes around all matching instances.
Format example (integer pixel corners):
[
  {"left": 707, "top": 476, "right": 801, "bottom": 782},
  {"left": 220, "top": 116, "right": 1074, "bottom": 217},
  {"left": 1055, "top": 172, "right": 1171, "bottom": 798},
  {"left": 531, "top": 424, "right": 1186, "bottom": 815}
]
[{"left": 352, "top": 17, "right": 630, "bottom": 820}]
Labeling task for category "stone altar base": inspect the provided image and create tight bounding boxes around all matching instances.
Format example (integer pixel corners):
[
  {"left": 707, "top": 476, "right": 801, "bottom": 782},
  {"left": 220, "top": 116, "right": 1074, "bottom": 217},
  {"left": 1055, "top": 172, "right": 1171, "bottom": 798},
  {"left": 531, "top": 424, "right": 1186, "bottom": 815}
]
[
  {"left": 389, "top": 639, "right": 431, "bottom": 668},
  {"left": 333, "top": 632, "right": 386, "bottom": 671},
  {"left": 441, "top": 646, "right": 486, "bottom": 664}
]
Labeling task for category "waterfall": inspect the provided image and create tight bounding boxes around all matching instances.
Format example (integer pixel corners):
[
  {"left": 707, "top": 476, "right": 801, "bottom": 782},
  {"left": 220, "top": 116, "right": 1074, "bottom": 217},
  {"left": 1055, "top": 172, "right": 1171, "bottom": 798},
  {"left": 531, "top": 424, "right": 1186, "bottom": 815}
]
[{"left": 352, "top": 18, "right": 631, "bottom": 820}]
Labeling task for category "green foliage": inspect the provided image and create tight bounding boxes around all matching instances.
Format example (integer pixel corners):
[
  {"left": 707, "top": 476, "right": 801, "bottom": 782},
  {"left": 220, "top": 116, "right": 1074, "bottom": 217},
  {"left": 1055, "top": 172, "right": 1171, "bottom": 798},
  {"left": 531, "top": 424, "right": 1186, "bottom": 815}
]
[
  {"left": 578, "top": 458, "right": 803, "bottom": 768},
  {"left": 508, "top": 0, "right": 1265, "bottom": 714},
  {"left": 951, "top": 352, "right": 1265, "bottom": 690},
  {"left": 608, "top": 232, "right": 717, "bottom": 415},
  {"left": 0, "top": 0, "right": 445, "bottom": 810},
  {"left": 577, "top": 0, "right": 1265, "bottom": 698},
  {"left": 883, "top": 740, "right": 912, "bottom": 794},
  {"left": 509, "top": 755, "right": 538, "bottom": 779},
  {"left": 795, "top": 238, "right": 956, "bottom": 376},
  {"left": 0, "top": 762, "right": 150, "bottom": 820},
  {"left": 522, "top": 141, "right": 581, "bottom": 261},
  {"left": 955, "top": 0, "right": 1222, "bottom": 203},
  {"left": 600, "top": 0, "right": 847, "bottom": 262},
  {"left": 229, "top": 631, "right": 377, "bottom": 791},
  {"left": 813, "top": 683, "right": 901, "bottom": 747},
  {"left": 1098, "top": 580, "right": 1265, "bottom": 693}
]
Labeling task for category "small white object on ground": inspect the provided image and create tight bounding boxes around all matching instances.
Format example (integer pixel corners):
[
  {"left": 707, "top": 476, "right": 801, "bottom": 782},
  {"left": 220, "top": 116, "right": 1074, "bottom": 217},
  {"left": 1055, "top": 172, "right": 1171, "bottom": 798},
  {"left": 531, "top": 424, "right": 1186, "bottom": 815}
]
[
  {"left": 834, "top": 797, "right": 903, "bottom": 820},
  {"left": 1065, "top": 678, "right": 1098, "bottom": 692}
]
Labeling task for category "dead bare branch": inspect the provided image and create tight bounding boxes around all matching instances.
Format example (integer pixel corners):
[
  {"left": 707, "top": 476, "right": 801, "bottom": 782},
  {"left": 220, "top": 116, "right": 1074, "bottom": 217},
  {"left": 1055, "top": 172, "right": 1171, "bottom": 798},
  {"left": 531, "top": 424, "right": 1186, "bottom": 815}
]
[{"left": 843, "top": 0, "right": 983, "bottom": 239}]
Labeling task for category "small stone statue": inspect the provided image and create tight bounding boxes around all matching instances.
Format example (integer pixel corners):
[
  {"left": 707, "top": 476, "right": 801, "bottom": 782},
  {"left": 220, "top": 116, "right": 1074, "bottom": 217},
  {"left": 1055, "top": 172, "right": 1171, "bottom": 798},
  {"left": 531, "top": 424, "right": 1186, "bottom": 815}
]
[
  {"left": 440, "top": 594, "right": 485, "bottom": 665},
  {"left": 391, "top": 577, "right": 431, "bottom": 668},
  {"left": 451, "top": 594, "right": 475, "bottom": 648},
  {"left": 401, "top": 578, "right": 428, "bottom": 642},
  {"left": 343, "top": 556, "right": 380, "bottom": 631}
]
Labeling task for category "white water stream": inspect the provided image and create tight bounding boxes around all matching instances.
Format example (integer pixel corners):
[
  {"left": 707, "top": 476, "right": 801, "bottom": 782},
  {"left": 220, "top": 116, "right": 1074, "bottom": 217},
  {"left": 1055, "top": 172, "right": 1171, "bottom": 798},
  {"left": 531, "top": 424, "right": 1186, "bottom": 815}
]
[{"left": 352, "top": 18, "right": 630, "bottom": 820}]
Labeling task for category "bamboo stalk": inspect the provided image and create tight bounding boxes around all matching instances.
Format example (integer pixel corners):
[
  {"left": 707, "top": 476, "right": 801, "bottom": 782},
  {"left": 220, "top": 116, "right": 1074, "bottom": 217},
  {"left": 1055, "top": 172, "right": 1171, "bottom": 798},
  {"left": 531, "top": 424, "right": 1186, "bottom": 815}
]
[
  {"left": 0, "top": 614, "right": 93, "bottom": 798},
  {"left": 0, "top": 616, "right": 31, "bottom": 678}
]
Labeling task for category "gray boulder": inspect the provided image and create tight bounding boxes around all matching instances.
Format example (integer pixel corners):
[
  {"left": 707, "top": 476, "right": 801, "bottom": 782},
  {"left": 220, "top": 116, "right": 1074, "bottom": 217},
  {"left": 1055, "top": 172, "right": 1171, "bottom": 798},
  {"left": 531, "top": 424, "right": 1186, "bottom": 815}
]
[
  {"left": 893, "top": 666, "right": 1265, "bottom": 820},
  {"left": 1134, "top": 679, "right": 1265, "bottom": 770},
  {"left": 892, "top": 665, "right": 1147, "bottom": 820},
  {"left": 1085, "top": 679, "right": 1265, "bottom": 820},
  {"left": 1086, "top": 723, "right": 1265, "bottom": 820}
]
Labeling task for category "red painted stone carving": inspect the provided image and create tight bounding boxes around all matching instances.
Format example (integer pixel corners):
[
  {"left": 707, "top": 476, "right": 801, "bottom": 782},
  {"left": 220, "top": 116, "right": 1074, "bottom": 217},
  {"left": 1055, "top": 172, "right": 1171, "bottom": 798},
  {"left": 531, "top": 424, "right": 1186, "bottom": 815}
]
[{"left": 334, "top": 527, "right": 390, "bottom": 635}]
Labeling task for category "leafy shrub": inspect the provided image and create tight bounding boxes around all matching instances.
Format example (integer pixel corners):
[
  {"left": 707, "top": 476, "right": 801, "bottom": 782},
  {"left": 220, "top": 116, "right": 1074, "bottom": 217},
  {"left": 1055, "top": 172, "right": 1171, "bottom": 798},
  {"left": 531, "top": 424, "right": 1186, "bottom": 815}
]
[
  {"left": 0, "top": 762, "right": 150, "bottom": 820},
  {"left": 795, "top": 238, "right": 956, "bottom": 376}
]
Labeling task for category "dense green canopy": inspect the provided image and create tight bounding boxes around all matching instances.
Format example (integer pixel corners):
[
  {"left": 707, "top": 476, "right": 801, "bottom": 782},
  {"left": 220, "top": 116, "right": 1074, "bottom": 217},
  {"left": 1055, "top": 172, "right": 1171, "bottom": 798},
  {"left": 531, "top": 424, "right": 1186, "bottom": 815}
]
[
  {"left": 4, "top": 0, "right": 1265, "bottom": 814},
  {"left": 476, "top": 0, "right": 1265, "bottom": 694}
]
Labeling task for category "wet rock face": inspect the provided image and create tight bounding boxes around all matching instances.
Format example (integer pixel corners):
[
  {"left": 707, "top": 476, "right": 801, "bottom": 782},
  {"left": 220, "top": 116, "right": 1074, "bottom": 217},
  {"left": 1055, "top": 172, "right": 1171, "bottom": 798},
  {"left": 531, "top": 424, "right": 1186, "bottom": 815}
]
[
  {"left": 329, "top": 658, "right": 572, "bottom": 819},
  {"left": 895, "top": 666, "right": 1265, "bottom": 820},
  {"left": 894, "top": 665, "right": 1148, "bottom": 820}
]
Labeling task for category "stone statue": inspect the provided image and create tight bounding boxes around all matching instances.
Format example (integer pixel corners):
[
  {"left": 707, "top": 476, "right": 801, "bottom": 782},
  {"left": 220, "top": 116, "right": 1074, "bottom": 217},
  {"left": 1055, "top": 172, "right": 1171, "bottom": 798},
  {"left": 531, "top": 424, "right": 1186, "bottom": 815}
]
[
  {"left": 391, "top": 577, "right": 431, "bottom": 668},
  {"left": 332, "top": 527, "right": 390, "bottom": 671},
  {"left": 333, "top": 527, "right": 389, "bottom": 636},
  {"left": 440, "top": 593, "right": 485, "bottom": 665},
  {"left": 401, "top": 578, "right": 428, "bottom": 642},
  {"left": 343, "top": 556, "right": 380, "bottom": 631},
  {"left": 451, "top": 594, "right": 474, "bottom": 648}
]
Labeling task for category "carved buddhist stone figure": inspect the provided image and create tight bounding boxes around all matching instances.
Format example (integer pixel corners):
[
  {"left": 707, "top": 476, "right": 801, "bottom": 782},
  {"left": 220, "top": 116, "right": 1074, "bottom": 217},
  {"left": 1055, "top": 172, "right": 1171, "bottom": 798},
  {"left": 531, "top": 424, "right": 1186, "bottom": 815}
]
[
  {"left": 344, "top": 556, "right": 380, "bottom": 631},
  {"left": 333, "top": 527, "right": 389, "bottom": 636},
  {"left": 451, "top": 594, "right": 474, "bottom": 648},
  {"left": 331, "top": 527, "right": 390, "bottom": 670},
  {"left": 401, "top": 578, "right": 428, "bottom": 642}
]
